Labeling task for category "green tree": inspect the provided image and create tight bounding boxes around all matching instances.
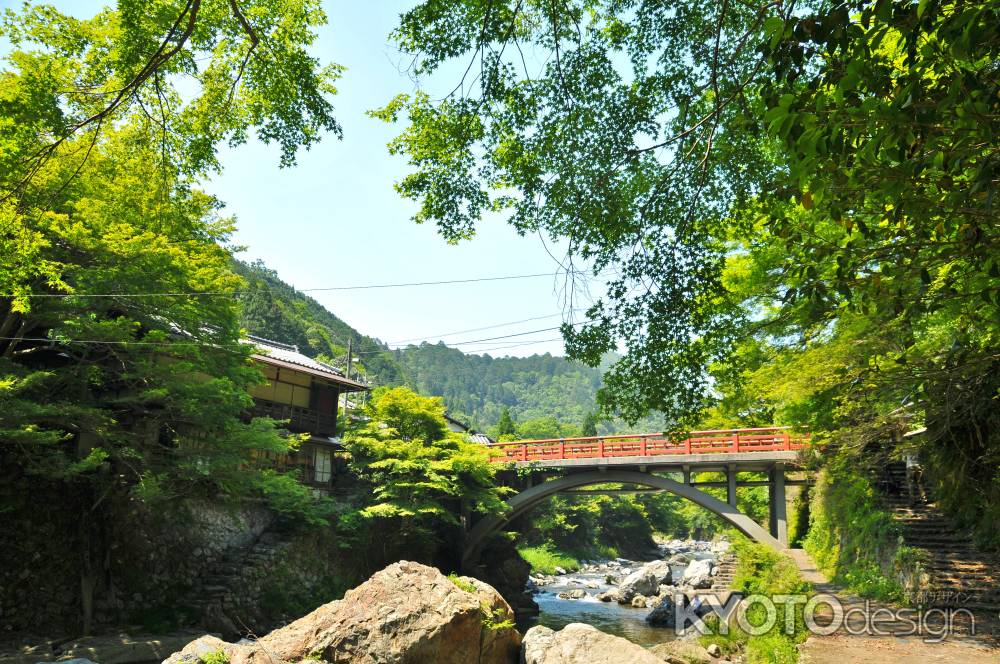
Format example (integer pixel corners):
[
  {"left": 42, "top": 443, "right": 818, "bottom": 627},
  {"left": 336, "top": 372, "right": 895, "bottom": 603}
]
[
  {"left": 581, "top": 411, "right": 599, "bottom": 437},
  {"left": 378, "top": 0, "right": 1000, "bottom": 549},
  {"left": 0, "top": 0, "right": 342, "bottom": 632},
  {"left": 494, "top": 406, "right": 516, "bottom": 439},
  {"left": 342, "top": 387, "right": 508, "bottom": 567}
]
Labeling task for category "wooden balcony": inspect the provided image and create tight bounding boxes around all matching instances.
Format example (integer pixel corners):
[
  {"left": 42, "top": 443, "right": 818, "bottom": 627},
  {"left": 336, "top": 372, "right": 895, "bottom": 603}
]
[{"left": 252, "top": 399, "right": 337, "bottom": 437}]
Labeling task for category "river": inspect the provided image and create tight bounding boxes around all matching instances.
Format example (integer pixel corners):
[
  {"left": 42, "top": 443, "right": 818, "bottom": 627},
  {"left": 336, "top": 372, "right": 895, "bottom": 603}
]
[{"left": 516, "top": 540, "right": 725, "bottom": 648}]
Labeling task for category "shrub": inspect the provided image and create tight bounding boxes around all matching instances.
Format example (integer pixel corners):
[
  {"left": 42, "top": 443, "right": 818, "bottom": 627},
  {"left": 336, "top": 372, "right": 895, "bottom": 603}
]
[{"left": 517, "top": 544, "right": 580, "bottom": 575}]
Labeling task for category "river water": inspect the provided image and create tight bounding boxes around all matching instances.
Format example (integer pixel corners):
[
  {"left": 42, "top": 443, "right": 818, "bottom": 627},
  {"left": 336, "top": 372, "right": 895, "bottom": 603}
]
[{"left": 516, "top": 541, "right": 722, "bottom": 648}]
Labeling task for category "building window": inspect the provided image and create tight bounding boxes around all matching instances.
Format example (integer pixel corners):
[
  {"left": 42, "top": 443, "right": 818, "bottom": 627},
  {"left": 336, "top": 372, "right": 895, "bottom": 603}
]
[{"left": 314, "top": 448, "right": 332, "bottom": 483}]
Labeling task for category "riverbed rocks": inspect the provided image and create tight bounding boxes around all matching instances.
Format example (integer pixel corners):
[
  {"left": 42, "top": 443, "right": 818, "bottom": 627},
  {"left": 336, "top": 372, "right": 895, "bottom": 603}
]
[
  {"left": 163, "top": 561, "right": 520, "bottom": 664},
  {"left": 681, "top": 558, "right": 714, "bottom": 589},
  {"left": 522, "top": 623, "right": 664, "bottom": 664},
  {"left": 557, "top": 589, "right": 587, "bottom": 600},
  {"left": 616, "top": 568, "right": 660, "bottom": 603}
]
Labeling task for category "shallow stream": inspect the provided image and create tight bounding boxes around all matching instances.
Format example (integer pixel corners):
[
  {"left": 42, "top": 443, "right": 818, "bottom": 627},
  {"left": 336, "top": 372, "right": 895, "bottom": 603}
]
[{"left": 516, "top": 540, "right": 721, "bottom": 648}]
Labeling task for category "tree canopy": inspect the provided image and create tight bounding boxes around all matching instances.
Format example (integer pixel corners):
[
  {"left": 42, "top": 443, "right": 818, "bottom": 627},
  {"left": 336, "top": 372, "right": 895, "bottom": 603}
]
[
  {"left": 380, "top": 0, "right": 999, "bottom": 545},
  {"left": 0, "top": 0, "right": 344, "bottom": 540}
]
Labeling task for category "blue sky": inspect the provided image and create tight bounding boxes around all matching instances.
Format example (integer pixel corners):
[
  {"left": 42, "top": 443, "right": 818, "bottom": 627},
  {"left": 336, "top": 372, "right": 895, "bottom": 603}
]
[{"left": 1, "top": 1, "right": 608, "bottom": 357}]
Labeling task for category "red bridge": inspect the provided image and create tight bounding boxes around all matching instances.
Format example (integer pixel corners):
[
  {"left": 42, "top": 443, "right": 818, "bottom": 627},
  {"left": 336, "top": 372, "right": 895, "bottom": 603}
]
[
  {"left": 465, "top": 427, "right": 811, "bottom": 562},
  {"left": 486, "top": 427, "right": 808, "bottom": 464}
]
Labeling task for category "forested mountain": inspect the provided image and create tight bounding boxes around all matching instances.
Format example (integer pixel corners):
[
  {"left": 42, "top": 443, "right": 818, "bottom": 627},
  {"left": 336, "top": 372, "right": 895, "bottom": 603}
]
[
  {"left": 390, "top": 342, "right": 605, "bottom": 430},
  {"left": 234, "top": 260, "right": 641, "bottom": 433},
  {"left": 235, "top": 260, "right": 405, "bottom": 385}
]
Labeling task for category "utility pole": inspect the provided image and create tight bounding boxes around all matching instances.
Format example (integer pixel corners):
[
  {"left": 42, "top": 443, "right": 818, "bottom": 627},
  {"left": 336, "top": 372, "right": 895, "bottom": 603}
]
[
  {"left": 345, "top": 337, "right": 353, "bottom": 382},
  {"left": 341, "top": 338, "right": 354, "bottom": 417}
]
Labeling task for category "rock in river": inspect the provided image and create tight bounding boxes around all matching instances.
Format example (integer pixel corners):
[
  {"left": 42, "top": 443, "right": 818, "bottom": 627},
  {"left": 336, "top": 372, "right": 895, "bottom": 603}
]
[
  {"left": 616, "top": 567, "right": 660, "bottom": 602},
  {"left": 162, "top": 561, "right": 520, "bottom": 664},
  {"left": 522, "top": 623, "right": 664, "bottom": 664},
  {"left": 644, "top": 595, "right": 677, "bottom": 627},
  {"left": 681, "top": 558, "right": 714, "bottom": 589},
  {"left": 642, "top": 560, "right": 673, "bottom": 585}
]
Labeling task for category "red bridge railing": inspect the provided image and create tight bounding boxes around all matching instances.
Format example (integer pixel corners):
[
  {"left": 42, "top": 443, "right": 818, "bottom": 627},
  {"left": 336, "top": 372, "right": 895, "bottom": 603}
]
[{"left": 487, "top": 427, "right": 808, "bottom": 463}]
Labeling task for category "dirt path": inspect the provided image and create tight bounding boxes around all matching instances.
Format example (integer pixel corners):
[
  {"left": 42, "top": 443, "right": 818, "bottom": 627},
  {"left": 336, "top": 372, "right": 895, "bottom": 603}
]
[{"left": 787, "top": 549, "right": 998, "bottom": 663}]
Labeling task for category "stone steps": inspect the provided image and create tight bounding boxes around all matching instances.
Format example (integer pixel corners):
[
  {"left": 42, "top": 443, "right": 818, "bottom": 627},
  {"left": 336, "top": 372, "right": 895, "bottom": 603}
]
[{"left": 877, "top": 461, "right": 1000, "bottom": 618}]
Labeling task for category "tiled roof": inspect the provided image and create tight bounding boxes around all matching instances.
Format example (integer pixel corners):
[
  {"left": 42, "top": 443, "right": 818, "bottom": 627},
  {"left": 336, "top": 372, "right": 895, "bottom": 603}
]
[{"left": 246, "top": 335, "right": 369, "bottom": 391}]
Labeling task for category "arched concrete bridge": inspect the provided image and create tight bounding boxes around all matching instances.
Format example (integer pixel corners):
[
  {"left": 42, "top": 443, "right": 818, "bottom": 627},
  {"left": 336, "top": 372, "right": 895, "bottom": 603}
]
[{"left": 463, "top": 427, "right": 808, "bottom": 565}]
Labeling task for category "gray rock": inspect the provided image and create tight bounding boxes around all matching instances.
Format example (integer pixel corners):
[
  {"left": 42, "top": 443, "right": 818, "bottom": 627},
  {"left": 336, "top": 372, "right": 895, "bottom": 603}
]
[
  {"left": 642, "top": 560, "right": 673, "bottom": 585},
  {"left": 681, "top": 558, "right": 714, "bottom": 589},
  {"left": 645, "top": 595, "right": 677, "bottom": 627},
  {"left": 648, "top": 641, "right": 714, "bottom": 664},
  {"left": 617, "top": 568, "right": 660, "bottom": 602},
  {"left": 162, "top": 636, "right": 229, "bottom": 664},
  {"left": 595, "top": 591, "right": 618, "bottom": 602},
  {"left": 558, "top": 589, "right": 587, "bottom": 600},
  {"left": 630, "top": 595, "right": 648, "bottom": 608},
  {"left": 522, "top": 623, "right": 663, "bottom": 664},
  {"left": 706, "top": 643, "right": 723, "bottom": 658}
]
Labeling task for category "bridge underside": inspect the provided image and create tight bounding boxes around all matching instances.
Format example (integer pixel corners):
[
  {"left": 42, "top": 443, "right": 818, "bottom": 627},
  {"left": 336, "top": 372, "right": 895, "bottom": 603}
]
[{"left": 463, "top": 461, "right": 796, "bottom": 566}]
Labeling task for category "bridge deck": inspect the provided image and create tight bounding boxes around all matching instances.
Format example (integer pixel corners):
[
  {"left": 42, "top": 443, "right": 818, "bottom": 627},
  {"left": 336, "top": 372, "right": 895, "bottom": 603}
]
[{"left": 487, "top": 427, "right": 808, "bottom": 470}]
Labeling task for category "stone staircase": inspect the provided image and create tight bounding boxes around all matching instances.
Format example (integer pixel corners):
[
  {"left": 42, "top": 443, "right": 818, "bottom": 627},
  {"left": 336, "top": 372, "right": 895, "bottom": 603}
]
[
  {"left": 880, "top": 462, "right": 1000, "bottom": 626},
  {"left": 186, "top": 530, "right": 291, "bottom": 636},
  {"left": 710, "top": 552, "right": 736, "bottom": 592}
]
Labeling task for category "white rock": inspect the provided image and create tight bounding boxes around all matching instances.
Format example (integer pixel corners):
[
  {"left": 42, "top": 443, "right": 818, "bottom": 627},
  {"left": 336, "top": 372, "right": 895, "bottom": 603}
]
[{"left": 681, "top": 558, "right": 714, "bottom": 589}]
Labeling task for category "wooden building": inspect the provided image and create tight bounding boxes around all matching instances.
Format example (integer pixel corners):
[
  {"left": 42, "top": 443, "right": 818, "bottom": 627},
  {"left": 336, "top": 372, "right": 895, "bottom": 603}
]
[{"left": 247, "top": 335, "right": 369, "bottom": 490}]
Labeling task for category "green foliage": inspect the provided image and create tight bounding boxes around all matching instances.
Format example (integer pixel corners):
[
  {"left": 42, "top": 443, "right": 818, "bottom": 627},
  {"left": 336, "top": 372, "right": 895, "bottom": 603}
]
[
  {"left": 380, "top": 0, "right": 1000, "bottom": 553},
  {"left": 447, "top": 572, "right": 478, "bottom": 594},
  {"left": 393, "top": 341, "right": 619, "bottom": 431},
  {"left": 803, "top": 466, "right": 905, "bottom": 603},
  {"left": 494, "top": 407, "right": 516, "bottom": 439},
  {"left": 516, "top": 544, "right": 580, "bottom": 575},
  {"left": 198, "top": 652, "right": 228, "bottom": 664},
  {"left": 0, "top": 0, "right": 341, "bottom": 191},
  {"left": 341, "top": 387, "right": 508, "bottom": 562},
  {"left": 234, "top": 260, "right": 404, "bottom": 384},
  {"left": 0, "top": 2, "right": 343, "bottom": 633},
  {"left": 480, "top": 605, "right": 515, "bottom": 632},
  {"left": 703, "top": 538, "right": 811, "bottom": 664}
]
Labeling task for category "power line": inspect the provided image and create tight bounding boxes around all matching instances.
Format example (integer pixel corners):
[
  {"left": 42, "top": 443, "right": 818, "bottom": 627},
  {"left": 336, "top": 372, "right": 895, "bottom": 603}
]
[
  {"left": 9, "top": 270, "right": 580, "bottom": 299},
  {"left": 384, "top": 309, "right": 583, "bottom": 345},
  {"left": 357, "top": 321, "right": 587, "bottom": 355},
  {"left": 457, "top": 337, "right": 565, "bottom": 354}
]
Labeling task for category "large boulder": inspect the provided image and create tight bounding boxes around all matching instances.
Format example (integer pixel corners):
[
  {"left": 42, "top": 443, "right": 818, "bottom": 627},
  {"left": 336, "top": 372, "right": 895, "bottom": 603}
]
[
  {"left": 681, "top": 559, "right": 714, "bottom": 589},
  {"left": 616, "top": 568, "right": 660, "bottom": 603},
  {"left": 163, "top": 561, "right": 520, "bottom": 664},
  {"left": 642, "top": 560, "right": 673, "bottom": 585},
  {"left": 522, "top": 623, "right": 663, "bottom": 664}
]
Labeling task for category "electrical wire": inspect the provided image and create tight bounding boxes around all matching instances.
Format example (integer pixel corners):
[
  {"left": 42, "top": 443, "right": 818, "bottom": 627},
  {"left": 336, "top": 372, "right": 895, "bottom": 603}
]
[
  {"left": 384, "top": 309, "right": 583, "bottom": 345},
  {"left": 8, "top": 270, "right": 585, "bottom": 299}
]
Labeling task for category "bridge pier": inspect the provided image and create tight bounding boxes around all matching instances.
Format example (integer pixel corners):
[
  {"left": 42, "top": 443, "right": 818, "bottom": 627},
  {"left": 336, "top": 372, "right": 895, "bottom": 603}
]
[
  {"left": 768, "top": 463, "right": 788, "bottom": 546},
  {"left": 726, "top": 464, "right": 737, "bottom": 507}
]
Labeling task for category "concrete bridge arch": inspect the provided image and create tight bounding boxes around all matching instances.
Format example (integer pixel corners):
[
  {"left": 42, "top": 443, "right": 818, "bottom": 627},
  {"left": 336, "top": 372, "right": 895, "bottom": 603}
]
[{"left": 463, "top": 469, "right": 784, "bottom": 566}]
